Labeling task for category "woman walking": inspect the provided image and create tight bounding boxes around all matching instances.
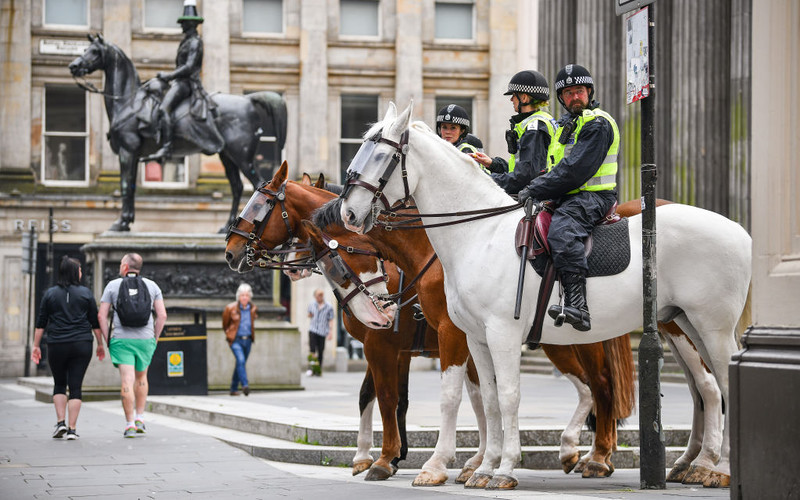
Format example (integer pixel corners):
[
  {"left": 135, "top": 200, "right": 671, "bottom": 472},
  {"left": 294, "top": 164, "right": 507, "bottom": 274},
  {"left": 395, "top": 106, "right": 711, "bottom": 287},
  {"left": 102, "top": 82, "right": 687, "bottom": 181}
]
[
  {"left": 223, "top": 283, "right": 258, "bottom": 395},
  {"left": 32, "top": 256, "right": 105, "bottom": 440}
]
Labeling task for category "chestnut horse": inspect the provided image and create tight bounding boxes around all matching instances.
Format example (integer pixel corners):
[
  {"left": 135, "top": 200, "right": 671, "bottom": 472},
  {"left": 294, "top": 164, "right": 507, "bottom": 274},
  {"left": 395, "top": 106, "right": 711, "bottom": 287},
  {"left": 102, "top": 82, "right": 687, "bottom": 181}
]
[{"left": 226, "top": 163, "right": 636, "bottom": 482}]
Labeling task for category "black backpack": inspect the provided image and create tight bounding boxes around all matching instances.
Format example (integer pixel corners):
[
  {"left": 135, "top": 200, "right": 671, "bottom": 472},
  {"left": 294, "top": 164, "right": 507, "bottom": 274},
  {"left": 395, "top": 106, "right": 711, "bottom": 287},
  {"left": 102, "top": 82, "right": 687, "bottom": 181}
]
[{"left": 115, "top": 275, "right": 152, "bottom": 327}]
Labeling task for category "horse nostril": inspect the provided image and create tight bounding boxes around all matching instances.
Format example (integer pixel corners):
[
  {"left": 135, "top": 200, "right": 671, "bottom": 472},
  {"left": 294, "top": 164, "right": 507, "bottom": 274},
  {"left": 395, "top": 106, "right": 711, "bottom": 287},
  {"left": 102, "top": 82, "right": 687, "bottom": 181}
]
[
  {"left": 225, "top": 251, "right": 233, "bottom": 262},
  {"left": 346, "top": 209, "right": 356, "bottom": 225}
]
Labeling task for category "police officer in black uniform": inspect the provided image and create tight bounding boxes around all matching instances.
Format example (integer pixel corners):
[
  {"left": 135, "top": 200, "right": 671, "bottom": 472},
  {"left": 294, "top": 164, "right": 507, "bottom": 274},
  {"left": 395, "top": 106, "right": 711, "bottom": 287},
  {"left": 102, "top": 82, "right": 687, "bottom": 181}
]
[
  {"left": 144, "top": 0, "right": 206, "bottom": 162},
  {"left": 435, "top": 104, "right": 484, "bottom": 155},
  {"left": 472, "top": 70, "right": 557, "bottom": 195},
  {"left": 517, "top": 64, "right": 621, "bottom": 332}
]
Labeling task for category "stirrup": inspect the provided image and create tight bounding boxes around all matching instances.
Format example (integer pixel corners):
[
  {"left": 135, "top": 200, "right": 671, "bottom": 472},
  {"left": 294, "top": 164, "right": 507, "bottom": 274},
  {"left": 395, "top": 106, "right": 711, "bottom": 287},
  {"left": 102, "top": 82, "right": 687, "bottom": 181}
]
[{"left": 553, "top": 308, "right": 566, "bottom": 327}]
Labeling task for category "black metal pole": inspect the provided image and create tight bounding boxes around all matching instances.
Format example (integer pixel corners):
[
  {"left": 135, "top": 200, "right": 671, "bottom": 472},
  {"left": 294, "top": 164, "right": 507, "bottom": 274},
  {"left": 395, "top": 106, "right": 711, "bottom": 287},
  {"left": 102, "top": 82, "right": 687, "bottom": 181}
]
[
  {"left": 638, "top": 4, "right": 666, "bottom": 489},
  {"left": 24, "top": 227, "right": 36, "bottom": 378},
  {"left": 47, "top": 207, "right": 55, "bottom": 287}
]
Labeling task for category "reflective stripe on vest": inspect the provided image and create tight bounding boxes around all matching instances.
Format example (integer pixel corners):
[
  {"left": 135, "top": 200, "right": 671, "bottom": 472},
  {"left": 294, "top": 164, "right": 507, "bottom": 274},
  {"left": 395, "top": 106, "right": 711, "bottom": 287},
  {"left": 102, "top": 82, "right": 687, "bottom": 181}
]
[
  {"left": 458, "top": 142, "right": 478, "bottom": 154},
  {"left": 508, "top": 110, "right": 557, "bottom": 173},
  {"left": 547, "top": 108, "right": 619, "bottom": 193}
]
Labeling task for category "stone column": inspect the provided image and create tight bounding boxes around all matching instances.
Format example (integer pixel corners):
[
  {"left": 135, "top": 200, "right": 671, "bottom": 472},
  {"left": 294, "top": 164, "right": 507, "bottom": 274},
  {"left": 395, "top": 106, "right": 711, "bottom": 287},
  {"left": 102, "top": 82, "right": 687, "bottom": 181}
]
[
  {"left": 487, "top": 0, "right": 518, "bottom": 158},
  {"left": 730, "top": 0, "right": 800, "bottom": 496},
  {"left": 102, "top": 0, "right": 133, "bottom": 178},
  {"left": 298, "top": 0, "right": 328, "bottom": 178},
  {"left": 201, "top": 0, "right": 230, "bottom": 93},
  {"left": 537, "top": 0, "right": 575, "bottom": 120},
  {"left": 0, "top": 0, "right": 32, "bottom": 171},
  {"left": 395, "top": 0, "right": 422, "bottom": 119}
]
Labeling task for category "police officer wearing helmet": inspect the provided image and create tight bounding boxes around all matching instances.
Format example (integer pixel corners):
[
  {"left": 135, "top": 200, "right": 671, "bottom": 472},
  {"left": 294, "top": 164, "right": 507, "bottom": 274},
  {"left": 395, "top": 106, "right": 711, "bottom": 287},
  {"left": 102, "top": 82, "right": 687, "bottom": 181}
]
[
  {"left": 436, "top": 104, "right": 484, "bottom": 155},
  {"left": 472, "top": 70, "right": 557, "bottom": 194},
  {"left": 517, "top": 64, "right": 620, "bottom": 332}
]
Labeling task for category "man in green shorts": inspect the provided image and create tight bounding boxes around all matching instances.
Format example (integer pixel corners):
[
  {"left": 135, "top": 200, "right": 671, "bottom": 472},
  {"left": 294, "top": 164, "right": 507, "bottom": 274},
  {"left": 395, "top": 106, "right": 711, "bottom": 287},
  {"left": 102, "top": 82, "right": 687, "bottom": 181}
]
[{"left": 98, "top": 253, "right": 167, "bottom": 438}]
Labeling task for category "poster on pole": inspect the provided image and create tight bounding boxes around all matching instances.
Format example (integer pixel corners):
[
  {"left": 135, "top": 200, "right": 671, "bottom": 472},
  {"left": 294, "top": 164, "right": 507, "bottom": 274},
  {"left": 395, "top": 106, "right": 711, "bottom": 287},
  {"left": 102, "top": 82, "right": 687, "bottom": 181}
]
[{"left": 625, "top": 7, "right": 649, "bottom": 104}]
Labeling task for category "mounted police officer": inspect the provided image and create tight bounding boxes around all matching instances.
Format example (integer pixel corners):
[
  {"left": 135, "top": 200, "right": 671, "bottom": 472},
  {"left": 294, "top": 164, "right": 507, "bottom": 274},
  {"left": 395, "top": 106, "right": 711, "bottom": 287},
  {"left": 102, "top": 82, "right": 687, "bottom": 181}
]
[
  {"left": 472, "top": 70, "right": 557, "bottom": 194},
  {"left": 517, "top": 64, "right": 620, "bottom": 332},
  {"left": 435, "top": 104, "right": 484, "bottom": 155},
  {"left": 143, "top": 0, "right": 211, "bottom": 162}
]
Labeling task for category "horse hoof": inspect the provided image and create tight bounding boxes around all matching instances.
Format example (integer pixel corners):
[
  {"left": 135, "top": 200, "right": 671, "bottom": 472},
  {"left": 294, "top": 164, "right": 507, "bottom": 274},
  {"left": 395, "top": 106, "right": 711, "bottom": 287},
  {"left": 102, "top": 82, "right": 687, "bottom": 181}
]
[
  {"left": 486, "top": 475, "right": 518, "bottom": 490},
  {"left": 581, "top": 461, "right": 613, "bottom": 478},
  {"left": 352, "top": 459, "right": 373, "bottom": 476},
  {"left": 412, "top": 470, "right": 447, "bottom": 486},
  {"left": 562, "top": 453, "right": 580, "bottom": 474},
  {"left": 703, "top": 471, "right": 730, "bottom": 488},
  {"left": 364, "top": 464, "right": 393, "bottom": 481},
  {"left": 464, "top": 472, "right": 492, "bottom": 489},
  {"left": 455, "top": 465, "right": 477, "bottom": 484},
  {"left": 666, "top": 462, "right": 690, "bottom": 483},
  {"left": 682, "top": 464, "right": 713, "bottom": 485}
]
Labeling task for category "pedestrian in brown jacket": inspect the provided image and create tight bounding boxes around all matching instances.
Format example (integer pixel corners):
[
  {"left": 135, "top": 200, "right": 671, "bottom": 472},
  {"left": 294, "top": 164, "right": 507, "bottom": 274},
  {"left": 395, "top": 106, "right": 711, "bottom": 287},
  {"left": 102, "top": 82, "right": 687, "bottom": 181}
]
[{"left": 222, "top": 283, "right": 257, "bottom": 395}]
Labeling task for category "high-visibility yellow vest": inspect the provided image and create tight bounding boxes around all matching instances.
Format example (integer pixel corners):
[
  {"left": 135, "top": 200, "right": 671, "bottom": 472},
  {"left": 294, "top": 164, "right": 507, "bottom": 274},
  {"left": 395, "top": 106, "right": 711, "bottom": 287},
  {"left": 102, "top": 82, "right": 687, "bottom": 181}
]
[
  {"left": 508, "top": 110, "right": 557, "bottom": 172},
  {"left": 547, "top": 108, "right": 619, "bottom": 193}
]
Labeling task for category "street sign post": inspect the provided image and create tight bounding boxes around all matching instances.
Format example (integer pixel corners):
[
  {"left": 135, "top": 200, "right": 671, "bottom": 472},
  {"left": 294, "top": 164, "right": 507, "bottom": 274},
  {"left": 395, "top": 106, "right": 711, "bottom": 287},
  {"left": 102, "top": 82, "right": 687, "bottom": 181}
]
[
  {"left": 22, "top": 228, "right": 38, "bottom": 377},
  {"left": 619, "top": 2, "right": 665, "bottom": 490}
]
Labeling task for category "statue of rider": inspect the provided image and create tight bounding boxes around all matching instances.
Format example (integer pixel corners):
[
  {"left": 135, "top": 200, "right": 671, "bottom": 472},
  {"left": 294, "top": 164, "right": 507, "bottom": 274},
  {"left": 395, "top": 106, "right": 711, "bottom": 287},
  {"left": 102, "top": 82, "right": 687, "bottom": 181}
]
[{"left": 143, "top": 0, "right": 210, "bottom": 162}]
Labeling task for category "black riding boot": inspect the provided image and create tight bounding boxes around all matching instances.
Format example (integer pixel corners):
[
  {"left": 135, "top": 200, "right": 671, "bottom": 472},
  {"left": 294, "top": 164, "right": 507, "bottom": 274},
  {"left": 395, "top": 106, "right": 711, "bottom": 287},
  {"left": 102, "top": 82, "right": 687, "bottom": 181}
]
[
  {"left": 548, "top": 272, "right": 591, "bottom": 332},
  {"left": 142, "top": 112, "right": 173, "bottom": 162}
]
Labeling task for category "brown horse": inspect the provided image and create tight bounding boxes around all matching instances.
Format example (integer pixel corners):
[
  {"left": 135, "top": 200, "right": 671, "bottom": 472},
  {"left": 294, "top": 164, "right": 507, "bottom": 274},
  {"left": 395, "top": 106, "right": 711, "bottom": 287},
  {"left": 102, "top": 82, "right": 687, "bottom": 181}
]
[{"left": 226, "top": 163, "right": 635, "bottom": 481}]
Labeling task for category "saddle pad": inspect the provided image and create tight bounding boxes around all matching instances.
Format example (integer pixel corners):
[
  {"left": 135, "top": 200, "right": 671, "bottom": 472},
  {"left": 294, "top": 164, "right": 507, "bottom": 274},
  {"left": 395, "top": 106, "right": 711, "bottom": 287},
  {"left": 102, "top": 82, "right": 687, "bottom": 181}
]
[{"left": 586, "top": 218, "right": 631, "bottom": 277}]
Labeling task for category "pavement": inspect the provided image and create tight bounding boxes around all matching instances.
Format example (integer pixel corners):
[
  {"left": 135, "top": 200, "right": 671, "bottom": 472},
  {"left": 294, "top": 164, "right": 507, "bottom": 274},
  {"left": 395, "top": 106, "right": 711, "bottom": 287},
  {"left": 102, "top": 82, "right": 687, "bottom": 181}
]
[{"left": 0, "top": 369, "right": 730, "bottom": 499}]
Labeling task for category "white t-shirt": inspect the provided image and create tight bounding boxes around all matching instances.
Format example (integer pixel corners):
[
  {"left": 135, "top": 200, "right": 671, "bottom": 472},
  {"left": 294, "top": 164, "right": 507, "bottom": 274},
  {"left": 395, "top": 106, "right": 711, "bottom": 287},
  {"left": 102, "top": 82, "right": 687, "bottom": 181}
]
[{"left": 100, "top": 276, "right": 163, "bottom": 340}]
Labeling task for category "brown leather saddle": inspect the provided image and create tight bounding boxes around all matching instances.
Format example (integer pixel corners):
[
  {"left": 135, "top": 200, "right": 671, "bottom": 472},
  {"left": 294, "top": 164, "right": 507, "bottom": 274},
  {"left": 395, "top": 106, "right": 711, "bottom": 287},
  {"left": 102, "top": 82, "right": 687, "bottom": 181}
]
[{"left": 515, "top": 201, "right": 622, "bottom": 349}]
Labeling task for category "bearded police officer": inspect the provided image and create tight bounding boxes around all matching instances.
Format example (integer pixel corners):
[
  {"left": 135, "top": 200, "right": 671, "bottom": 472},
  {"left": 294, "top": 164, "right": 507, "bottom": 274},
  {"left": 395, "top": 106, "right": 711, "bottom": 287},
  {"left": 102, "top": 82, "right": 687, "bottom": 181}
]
[
  {"left": 472, "top": 70, "right": 557, "bottom": 194},
  {"left": 435, "top": 104, "right": 484, "bottom": 155},
  {"left": 517, "top": 64, "right": 620, "bottom": 332},
  {"left": 143, "top": 0, "right": 208, "bottom": 162}
]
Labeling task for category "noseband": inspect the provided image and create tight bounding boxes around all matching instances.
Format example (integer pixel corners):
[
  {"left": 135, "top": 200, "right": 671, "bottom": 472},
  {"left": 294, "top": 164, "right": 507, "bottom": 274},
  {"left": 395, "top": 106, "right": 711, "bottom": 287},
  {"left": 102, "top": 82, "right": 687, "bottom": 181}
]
[{"left": 341, "top": 129, "right": 411, "bottom": 211}]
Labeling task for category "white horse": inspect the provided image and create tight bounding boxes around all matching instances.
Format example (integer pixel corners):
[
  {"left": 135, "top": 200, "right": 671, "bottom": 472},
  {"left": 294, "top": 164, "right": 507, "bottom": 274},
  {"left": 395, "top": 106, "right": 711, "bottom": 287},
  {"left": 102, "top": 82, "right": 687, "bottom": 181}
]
[{"left": 338, "top": 102, "right": 752, "bottom": 490}]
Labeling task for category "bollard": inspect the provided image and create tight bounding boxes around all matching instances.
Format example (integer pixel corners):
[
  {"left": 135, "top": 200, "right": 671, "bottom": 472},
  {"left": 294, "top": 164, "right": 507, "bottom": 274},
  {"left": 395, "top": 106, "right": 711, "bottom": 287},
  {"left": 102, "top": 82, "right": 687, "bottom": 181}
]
[{"left": 335, "top": 346, "right": 348, "bottom": 372}]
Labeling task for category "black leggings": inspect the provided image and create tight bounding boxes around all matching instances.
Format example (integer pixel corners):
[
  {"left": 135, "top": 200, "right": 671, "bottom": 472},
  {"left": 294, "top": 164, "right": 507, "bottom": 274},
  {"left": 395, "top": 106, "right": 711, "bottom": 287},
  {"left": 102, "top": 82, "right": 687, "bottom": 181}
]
[
  {"left": 309, "top": 333, "right": 326, "bottom": 367},
  {"left": 47, "top": 340, "right": 92, "bottom": 400}
]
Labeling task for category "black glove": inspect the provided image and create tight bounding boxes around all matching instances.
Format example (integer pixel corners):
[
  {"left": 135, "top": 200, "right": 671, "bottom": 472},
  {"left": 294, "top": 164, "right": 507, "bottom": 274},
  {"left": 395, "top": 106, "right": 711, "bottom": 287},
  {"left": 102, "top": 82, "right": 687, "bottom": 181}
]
[
  {"left": 488, "top": 158, "right": 508, "bottom": 174},
  {"left": 517, "top": 187, "right": 535, "bottom": 204}
]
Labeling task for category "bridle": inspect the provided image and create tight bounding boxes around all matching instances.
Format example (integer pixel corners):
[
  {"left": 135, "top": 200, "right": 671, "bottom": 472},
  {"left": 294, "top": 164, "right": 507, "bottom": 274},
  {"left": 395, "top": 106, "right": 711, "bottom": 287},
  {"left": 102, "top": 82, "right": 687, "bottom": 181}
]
[
  {"left": 310, "top": 232, "right": 392, "bottom": 317},
  {"left": 226, "top": 182, "right": 316, "bottom": 272}
]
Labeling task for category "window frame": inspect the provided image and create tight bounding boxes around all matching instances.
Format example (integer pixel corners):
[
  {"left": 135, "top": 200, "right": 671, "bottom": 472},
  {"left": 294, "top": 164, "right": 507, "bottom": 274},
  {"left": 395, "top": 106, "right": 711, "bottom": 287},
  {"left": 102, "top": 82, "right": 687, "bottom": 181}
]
[
  {"left": 142, "top": 0, "right": 184, "bottom": 33},
  {"left": 42, "top": 0, "right": 90, "bottom": 30},
  {"left": 241, "top": 0, "right": 286, "bottom": 37},
  {"left": 339, "top": 0, "right": 382, "bottom": 40},
  {"left": 433, "top": 0, "right": 476, "bottom": 43},
  {"left": 339, "top": 94, "right": 379, "bottom": 182},
  {"left": 40, "top": 86, "right": 90, "bottom": 187},
  {"left": 140, "top": 157, "right": 190, "bottom": 189}
]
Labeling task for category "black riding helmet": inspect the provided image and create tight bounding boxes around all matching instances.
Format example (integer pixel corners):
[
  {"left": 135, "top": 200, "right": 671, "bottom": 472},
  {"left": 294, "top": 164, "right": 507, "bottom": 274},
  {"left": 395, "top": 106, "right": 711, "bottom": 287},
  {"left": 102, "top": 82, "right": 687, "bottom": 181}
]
[
  {"left": 503, "top": 70, "right": 549, "bottom": 103},
  {"left": 436, "top": 104, "right": 471, "bottom": 140},
  {"left": 554, "top": 64, "right": 594, "bottom": 108}
]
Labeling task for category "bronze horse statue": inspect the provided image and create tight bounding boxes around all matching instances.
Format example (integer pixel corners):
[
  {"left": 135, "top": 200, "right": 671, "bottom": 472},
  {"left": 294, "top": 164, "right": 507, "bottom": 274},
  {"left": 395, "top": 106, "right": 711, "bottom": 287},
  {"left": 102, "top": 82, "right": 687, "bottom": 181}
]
[{"left": 68, "top": 34, "right": 287, "bottom": 232}]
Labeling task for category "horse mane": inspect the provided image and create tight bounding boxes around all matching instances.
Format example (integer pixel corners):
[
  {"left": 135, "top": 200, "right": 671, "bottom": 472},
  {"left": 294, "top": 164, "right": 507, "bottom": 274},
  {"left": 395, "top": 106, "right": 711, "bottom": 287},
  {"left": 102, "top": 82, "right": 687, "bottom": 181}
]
[
  {"left": 103, "top": 39, "right": 141, "bottom": 88},
  {"left": 311, "top": 197, "right": 344, "bottom": 229},
  {"left": 324, "top": 183, "right": 343, "bottom": 195}
]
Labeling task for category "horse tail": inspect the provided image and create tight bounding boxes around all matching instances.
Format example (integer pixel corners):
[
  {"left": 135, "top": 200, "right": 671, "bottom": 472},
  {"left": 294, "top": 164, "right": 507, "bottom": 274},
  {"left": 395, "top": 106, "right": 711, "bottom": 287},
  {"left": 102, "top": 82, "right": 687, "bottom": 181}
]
[
  {"left": 603, "top": 334, "right": 636, "bottom": 421},
  {"left": 247, "top": 91, "right": 288, "bottom": 150},
  {"left": 734, "top": 281, "right": 753, "bottom": 347}
]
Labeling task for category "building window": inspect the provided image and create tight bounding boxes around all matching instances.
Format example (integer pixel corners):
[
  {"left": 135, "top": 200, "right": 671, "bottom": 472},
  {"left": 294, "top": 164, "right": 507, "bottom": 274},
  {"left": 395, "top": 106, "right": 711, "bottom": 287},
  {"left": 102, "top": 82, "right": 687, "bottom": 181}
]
[
  {"left": 44, "top": 0, "right": 88, "bottom": 27},
  {"left": 144, "top": 0, "right": 184, "bottom": 30},
  {"left": 42, "top": 86, "right": 88, "bottom": 185},
  {"left": 434, "top": 1, "right": 474, "bottom": 40},
  {"left": 141, "top": 157, "right": 188, "bottom": 188},
  {"left": 243, "top": 0, "right": 283, "bottom": 34},
  {"left": 340, "top": 95, "right": 379, "bottom": 182},
  {"left": 435, "top": 96, "right": 474, "bottom": 126},
  {"left": 340, "top": 0, "right": 379, "bottom": 38}
]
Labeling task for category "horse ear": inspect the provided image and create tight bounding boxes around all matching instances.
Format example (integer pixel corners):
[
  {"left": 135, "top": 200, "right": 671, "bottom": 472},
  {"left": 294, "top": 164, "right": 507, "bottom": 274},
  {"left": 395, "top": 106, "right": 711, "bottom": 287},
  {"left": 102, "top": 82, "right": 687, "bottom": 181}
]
[
  {"left": 272, "top": 161, "right": 288, "bottom": 185},
  {"left": 87, "top": 33, "right": 95, "bottom": 42},
  {"left": 97, "top": 33, "right": 104, "bottom": 43},
  {"left": 301, "top": 173, "right": 312, "bottom": 186},
  {"left": 390, "top": 100, "right": 414, "bottom": 136},
  {"left": 314, "top": 174, "right": 325, "bottom": 189},
  {"left": 382, "top": 102, "right": 397, "bottom": 124}
]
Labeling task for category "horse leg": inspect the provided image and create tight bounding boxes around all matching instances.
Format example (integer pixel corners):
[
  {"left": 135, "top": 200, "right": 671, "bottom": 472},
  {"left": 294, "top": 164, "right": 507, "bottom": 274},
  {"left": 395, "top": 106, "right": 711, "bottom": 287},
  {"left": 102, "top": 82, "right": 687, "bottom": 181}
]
[
  {"left": 574, "top": 342, "right": 616, "bottom": 478},
  {"left": 363, "top": 343, "right": 401, "bottom": 481},
  {"left": 463, "top": 337, "right": 502, "bottom": 489},
  {"left": 219, "top": 153, "right": 245, "bottom": 233},
  {"left": 484, "top": 331, "right": 521, "bottom": 490},
  {"left": 542, "top": 344, "right": 592, "bottom": 474},
  {"left": 674, "top": 314, "right": 737, "bottom": 488},
  {"left": 456, "top": 356, "right": 486, "bottom": 484},
  {"left": 662, "top": 329, "right": 724, "bottom": 485},
  {"left": 352, "top": 368, "right": 376, "bottom": 475},
  {"left": 110, "top": 148, "right": 138, "bottom": 231},
  {"left": 391, "top": 352, "right": 411, "bottom": 474}
]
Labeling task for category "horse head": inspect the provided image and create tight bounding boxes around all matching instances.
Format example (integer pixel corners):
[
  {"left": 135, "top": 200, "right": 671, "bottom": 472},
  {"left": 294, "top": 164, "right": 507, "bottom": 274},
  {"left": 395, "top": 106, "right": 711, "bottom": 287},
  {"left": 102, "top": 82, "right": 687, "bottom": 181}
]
[
  {"left": 301, "top": 220, "right": 397, "bottom": 329},
  {"left": 340, "top": 101, "right": 415, "bottom": 234},
  {"left": 68, "top": 34, "right": 106, "bottom": 77}
]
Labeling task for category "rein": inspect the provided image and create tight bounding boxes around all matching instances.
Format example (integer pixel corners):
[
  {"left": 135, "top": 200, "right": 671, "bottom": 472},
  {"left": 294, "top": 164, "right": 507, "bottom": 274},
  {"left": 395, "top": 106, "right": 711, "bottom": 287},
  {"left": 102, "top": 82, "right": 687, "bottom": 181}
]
[
  {"left": 73, "top": 75, "right": 133, "bottom": 101},
  {"left": 376, "top": 203, "right": 522, "bottom": 230}
]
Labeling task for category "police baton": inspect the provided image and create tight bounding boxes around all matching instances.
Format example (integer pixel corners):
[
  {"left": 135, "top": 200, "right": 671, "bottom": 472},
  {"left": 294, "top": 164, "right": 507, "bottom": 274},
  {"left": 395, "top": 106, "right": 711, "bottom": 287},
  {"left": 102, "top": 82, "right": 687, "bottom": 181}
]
[{"left": 514, "top": 198, "right": 535, "bottom": 319}]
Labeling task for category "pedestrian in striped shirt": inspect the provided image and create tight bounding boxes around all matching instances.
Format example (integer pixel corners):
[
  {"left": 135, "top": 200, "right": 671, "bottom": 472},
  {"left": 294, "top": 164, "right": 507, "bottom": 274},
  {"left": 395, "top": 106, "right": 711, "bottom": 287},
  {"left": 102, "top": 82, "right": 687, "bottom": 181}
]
[{"left": 306, "top": 289, "right": 334, "bottom": 376}]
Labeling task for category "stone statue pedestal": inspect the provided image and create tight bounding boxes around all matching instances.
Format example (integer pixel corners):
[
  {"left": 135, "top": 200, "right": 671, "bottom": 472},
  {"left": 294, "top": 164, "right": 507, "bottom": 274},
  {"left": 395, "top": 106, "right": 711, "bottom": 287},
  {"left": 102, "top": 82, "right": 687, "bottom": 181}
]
[{"left": 80, "top": 232, "right": 301, "bottom": 392}]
